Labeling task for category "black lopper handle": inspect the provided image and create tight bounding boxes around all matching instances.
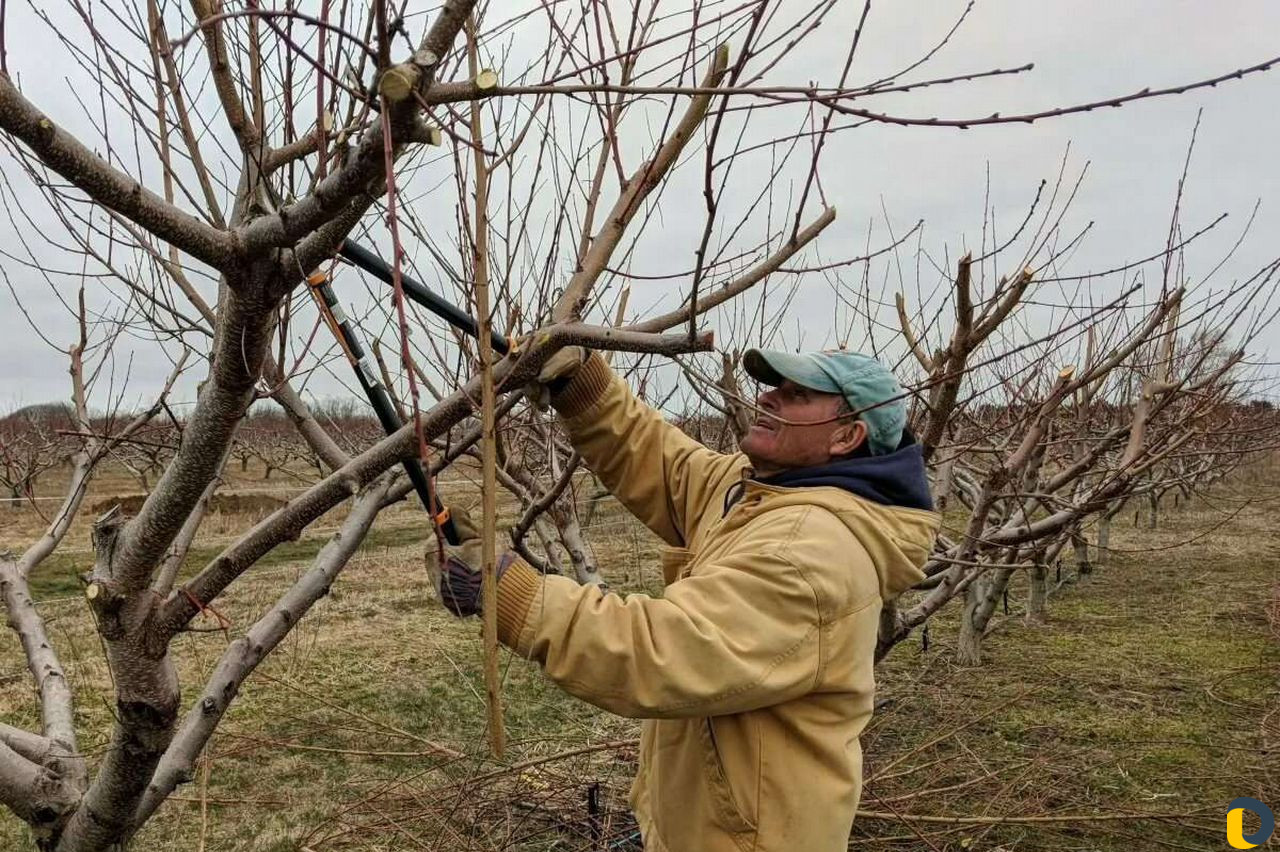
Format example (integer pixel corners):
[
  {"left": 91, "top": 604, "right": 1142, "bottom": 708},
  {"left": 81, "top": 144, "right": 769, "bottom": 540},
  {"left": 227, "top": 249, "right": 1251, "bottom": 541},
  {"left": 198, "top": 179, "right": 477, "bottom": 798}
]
[
  {"left": 338, "top": 240, "right": 510, "bottom": 356},
  {"left": 308, "top": 275, "right": 462, "bottom": 546}
]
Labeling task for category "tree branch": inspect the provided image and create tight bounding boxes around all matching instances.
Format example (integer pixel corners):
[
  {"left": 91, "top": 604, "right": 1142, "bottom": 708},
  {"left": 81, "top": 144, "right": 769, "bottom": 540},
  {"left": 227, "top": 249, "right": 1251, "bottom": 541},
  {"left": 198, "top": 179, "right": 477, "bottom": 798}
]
[
  {"left": 0, "top": 74, "right": 238, "bottom": 270},
  {"left": 629, "top": 207, "right": 835, "bottom": 333},
  {"left": 99, "top": 289, "right": 273, "bottom": 593},
  {"left": 131, "top": 476, "right": 392, "bottom": 829},
  {"left": 154, "top": 323, "right": 713, "bottom": 635},
  {"left": 188, "top": 0, "right": 261, "bottom": 155},
  {"left": 237, "top": 1, "right": 478, "bottom": 260},
  {"left": 0, "top": 559, "right": 78, "bottom": 761},
  {"left": 895, "top": 291, "right": 935, "bottom": 371},
  {"left": 824, "top": 54, "right": 1279, "bottom": 128},
  {"left": 552, "top": 43, "right": 731, "bottom": 321},
  {"left": 0, "top": 739, "right": 77, "bottom": 827}
]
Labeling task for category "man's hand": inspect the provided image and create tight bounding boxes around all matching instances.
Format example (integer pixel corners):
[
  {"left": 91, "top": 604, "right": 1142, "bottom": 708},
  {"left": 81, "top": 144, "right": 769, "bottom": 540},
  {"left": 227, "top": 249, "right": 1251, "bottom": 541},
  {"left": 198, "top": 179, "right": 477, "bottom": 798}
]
[
  {"left": 433, "top": 506, "right": 512, "bottom": 617},
  {"left": 524, "top": 345, "right": 588, "bottom": 410}
]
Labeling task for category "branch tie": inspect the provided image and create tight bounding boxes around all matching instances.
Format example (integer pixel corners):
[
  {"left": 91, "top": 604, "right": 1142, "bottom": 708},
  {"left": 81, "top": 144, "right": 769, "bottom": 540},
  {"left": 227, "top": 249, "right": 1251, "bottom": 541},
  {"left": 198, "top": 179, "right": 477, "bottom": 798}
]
[{"left": 181, "top": 587, "right": 233, "bottom": 634}]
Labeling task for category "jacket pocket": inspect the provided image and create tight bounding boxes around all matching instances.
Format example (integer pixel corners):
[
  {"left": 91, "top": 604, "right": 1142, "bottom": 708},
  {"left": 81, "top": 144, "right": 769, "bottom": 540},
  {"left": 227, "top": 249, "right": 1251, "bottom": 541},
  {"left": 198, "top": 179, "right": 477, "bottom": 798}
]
[
  {"left": 698, "top": 717, "right": 757, "bottom": 835},
  {"left": 659, "top": 546, "right": 694, "bottom": 586}
]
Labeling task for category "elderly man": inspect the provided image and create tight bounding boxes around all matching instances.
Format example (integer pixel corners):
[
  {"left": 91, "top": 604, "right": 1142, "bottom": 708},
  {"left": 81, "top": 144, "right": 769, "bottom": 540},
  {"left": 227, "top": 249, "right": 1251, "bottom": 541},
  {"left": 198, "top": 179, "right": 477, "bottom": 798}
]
[{"left": 438, "top": 346, "right": 940, "bottom": 852}]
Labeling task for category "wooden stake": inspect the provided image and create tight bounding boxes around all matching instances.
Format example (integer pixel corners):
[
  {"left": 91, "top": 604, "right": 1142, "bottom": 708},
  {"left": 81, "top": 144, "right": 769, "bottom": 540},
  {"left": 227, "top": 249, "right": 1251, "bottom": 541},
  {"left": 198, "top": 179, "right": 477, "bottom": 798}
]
[{"left": 467, "top": 13, "right": 504, "bottom": 760}]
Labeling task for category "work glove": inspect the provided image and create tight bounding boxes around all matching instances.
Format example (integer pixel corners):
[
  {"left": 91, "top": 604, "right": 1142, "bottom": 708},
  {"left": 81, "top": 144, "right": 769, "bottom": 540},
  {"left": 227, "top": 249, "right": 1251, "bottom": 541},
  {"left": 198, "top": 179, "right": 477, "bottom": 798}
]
[
  {"left": 523, "top": 345, "right": 589, "bottom": 411},
  {"left": 432, "top": 506, "right": 513, "bottom": 617}
]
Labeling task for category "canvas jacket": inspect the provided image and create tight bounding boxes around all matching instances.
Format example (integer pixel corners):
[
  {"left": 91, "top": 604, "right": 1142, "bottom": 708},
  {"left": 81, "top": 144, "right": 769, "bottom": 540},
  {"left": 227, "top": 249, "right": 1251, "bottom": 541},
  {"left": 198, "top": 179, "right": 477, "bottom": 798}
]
[{"left": 493, "top": 353, "right": 940, "bottom": 852}]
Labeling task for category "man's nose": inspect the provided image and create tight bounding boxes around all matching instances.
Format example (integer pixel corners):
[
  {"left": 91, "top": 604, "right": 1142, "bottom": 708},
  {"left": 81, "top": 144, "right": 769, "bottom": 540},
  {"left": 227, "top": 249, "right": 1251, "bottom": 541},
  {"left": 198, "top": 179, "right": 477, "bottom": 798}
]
[{"left": 757, "top": 387, "right": 779, "bottom": 410}]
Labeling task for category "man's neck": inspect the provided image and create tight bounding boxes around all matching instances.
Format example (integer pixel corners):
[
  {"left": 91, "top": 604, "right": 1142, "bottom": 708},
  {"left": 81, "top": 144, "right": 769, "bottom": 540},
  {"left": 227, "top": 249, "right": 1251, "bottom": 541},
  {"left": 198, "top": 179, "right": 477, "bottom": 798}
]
[{"left": 746, "top": 456, "right": 835, "bottom": 480}]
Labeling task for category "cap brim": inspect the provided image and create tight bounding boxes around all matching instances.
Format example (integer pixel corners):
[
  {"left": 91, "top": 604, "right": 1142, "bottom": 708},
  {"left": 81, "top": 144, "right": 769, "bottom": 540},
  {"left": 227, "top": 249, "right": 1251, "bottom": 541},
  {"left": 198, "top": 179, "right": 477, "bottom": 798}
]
[{"left": 742, "top": 349, "right": 840, "bottom": 394}]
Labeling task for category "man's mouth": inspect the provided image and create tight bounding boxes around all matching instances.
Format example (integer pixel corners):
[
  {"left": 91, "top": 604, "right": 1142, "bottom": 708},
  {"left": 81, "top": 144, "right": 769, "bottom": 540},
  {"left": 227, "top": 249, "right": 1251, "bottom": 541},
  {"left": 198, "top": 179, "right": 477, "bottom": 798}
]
[{"left": 753, "top": 418, "right": 778, "bottom": 433}]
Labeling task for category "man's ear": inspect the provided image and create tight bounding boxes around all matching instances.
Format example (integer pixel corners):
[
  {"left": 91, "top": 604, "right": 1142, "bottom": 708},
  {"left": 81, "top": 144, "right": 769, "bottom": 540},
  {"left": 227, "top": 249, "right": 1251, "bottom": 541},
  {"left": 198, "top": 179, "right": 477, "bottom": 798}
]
[{"left": 830, "top": 419, "right": 867, "bottom": 457}]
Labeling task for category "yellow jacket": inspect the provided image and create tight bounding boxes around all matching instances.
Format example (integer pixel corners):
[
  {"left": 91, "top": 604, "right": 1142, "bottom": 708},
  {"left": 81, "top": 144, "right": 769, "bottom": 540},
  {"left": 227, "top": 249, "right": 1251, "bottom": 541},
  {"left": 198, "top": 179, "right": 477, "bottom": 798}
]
[{"left": 494, "top": 353, "right": 940, "bottom": 852}]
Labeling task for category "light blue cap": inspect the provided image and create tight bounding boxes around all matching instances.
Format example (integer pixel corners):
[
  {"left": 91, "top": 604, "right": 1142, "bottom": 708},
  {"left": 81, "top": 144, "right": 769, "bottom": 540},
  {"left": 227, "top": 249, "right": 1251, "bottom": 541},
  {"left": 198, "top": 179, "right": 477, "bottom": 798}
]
[{"left": 742, "top": 348, "right": 907, "bottom": 456}]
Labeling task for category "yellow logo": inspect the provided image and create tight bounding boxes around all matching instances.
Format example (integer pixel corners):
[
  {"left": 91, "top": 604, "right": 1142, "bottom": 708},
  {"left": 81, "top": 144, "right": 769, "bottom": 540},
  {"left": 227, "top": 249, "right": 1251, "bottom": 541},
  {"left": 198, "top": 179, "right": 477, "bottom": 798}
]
[{"left": 1228, "top": 797, "right": 1274, "bottom": 849}]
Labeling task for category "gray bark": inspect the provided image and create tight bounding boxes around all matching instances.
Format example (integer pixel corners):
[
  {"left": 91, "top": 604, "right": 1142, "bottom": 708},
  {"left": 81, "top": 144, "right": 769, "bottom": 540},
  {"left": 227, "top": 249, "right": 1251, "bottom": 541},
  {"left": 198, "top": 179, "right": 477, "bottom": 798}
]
[
  {"left": 0, "top": 740, "right": 80, "bottom": 838},
  {"left": 108, "top": 281, "right": 280, "bottom": 593},
  {"left": 130, "top": 477, "right": 391, "bottom": 831},
  {"left": 556, "top": 507, "right": 603, "bottom": 585},
  {"left": 152, "top": 473, "right": 222, "bottom": 596},
  {"left": 933, "top": 455, "right": 956, "bottom": 512},
  {"left": 57, "top": 512, "right": 182, "bottom": 852},
  {"left": 1072, "top": 530, "right": 1092, "bottom": 577},
  {"left": 1026, "top": 563, "right": 1048, "bottom": 623},
  {"left": 955, "top": 579, "right": 986, "bottom": 666},
  {"left": 532, "top": 516, "right": 564, "bottom": 572},
  {"left": 956, "top": 567, "right": 1015, "bottom": 666},
  {"left": 268, "top": 360, "right": 350, "bottom": 473}
]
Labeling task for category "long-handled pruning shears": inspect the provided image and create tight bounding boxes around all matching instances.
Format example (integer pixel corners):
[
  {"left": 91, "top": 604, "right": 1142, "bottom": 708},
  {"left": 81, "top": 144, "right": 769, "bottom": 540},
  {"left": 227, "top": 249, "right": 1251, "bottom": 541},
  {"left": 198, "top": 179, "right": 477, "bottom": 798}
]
[
  {"left": 305, "top": 240, "right": 511, "bottom": 545},
  {"left": 337, "top": 240, "right": 509, "bottom": 357}
]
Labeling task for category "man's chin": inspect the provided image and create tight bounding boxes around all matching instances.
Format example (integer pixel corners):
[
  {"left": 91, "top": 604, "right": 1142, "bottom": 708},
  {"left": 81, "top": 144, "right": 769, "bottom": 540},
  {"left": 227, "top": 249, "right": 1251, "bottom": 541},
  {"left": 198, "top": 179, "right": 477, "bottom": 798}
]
[
  {"left": 739, "top": 437, "right": 776, "bottom": 470},
  {"left": 739, "top": 431, "right": 763, "bottom": 455}
]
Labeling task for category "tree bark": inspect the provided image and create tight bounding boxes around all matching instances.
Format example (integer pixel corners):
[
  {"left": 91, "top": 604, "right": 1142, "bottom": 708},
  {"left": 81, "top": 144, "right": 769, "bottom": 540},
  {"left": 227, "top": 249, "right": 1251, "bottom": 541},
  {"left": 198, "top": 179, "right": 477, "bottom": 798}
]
[
  {"left": 130, "top": 478, "right": 391, "bottom": 831},
  {"left": 1026, "top": 563, "right": 1048, "bottom": 624},
  {"left": 956, "top": 568, "right": 1015, "bottom": 666},
  {"left": 555, "top": 505, "right": 603, "bottom": 585},
  {"left": 955, "top": 579, "right": 986, "bottom": 666},
  {"left": 1073, "top": 530, "right": 1093, "bottom": 577}
]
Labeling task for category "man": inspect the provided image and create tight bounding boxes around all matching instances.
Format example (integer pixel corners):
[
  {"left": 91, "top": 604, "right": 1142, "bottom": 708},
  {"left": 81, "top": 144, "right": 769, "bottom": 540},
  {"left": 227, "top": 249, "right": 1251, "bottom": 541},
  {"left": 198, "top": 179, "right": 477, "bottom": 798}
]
[{"left": 438, "top": 346, "right": 940, "bottom": 852}]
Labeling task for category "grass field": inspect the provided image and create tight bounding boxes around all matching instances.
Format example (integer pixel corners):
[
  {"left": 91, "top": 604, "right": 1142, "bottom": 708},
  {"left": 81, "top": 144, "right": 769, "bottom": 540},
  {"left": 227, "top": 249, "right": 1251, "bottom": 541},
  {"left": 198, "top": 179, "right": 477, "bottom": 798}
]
[{"left": 1, "top": 459, "right": 1277, "bottom": 850}]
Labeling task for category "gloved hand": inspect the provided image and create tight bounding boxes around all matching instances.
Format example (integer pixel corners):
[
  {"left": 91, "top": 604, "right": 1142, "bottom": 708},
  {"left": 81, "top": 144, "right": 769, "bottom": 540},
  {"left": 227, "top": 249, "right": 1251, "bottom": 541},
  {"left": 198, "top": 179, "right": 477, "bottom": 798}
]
[
  {"left": 432, "top": 505, "right": 513, "bottom": 617},
  {"left": 523, "top": 345, "right": 588, "bottom": 410}
]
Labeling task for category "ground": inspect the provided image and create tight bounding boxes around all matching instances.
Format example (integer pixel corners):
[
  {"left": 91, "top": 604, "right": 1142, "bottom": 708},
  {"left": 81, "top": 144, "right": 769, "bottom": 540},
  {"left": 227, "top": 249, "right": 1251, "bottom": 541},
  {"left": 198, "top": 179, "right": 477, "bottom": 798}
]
[{"left": 0, "top": 458, "right": 1276, "bottom": 850}]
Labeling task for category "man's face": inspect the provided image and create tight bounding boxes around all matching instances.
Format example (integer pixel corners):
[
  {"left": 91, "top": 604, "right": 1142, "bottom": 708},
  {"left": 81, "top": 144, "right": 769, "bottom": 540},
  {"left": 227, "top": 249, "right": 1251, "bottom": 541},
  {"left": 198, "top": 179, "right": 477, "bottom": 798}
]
[{"left": 739, "top": 380, "right": 864, "bottom": 475}]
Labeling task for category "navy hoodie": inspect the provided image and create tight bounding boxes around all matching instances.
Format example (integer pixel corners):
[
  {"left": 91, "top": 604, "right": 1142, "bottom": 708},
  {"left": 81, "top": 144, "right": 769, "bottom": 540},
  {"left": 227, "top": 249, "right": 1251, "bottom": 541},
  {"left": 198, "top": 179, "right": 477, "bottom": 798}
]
[{"left": 744, "top": 436, "right": 935, "bottom": 513}]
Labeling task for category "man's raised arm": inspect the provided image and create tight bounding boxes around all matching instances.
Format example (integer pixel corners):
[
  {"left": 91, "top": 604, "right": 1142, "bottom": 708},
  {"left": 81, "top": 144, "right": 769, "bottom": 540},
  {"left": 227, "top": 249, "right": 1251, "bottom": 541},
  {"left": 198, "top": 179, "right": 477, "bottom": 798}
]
[{"left": 536, "top": 349, "right": 745, "bottom": 547}]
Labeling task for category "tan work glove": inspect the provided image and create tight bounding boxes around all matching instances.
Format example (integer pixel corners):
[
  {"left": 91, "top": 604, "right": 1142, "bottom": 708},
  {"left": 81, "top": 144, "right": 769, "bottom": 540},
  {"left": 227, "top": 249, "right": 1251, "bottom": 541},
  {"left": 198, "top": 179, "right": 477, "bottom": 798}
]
[
  {"left": 523, "top": 345, "right": 588, "bottom": 410},
  {"left": 430, "top": 505, "right": 515, "bottom": 617},
  {"left": 446, "top": 504, "right": 482, "bottom": 567}
]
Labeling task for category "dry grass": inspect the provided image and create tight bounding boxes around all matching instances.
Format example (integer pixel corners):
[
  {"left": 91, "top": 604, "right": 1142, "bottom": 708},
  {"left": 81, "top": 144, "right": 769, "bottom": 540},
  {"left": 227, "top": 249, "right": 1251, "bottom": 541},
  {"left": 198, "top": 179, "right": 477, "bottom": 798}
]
[{"left": 1, "top": 459, "right": 1277, "bottom": 850}]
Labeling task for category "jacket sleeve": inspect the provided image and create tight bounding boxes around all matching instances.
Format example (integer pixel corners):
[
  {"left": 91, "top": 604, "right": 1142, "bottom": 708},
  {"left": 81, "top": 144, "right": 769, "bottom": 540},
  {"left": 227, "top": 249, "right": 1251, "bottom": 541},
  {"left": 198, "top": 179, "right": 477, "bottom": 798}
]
[
  {"left": 550, "top": 352, "right": 746, "bottom": 547},
  {"left": 493, "top": 507, "right": 873, "bottom": 719}
]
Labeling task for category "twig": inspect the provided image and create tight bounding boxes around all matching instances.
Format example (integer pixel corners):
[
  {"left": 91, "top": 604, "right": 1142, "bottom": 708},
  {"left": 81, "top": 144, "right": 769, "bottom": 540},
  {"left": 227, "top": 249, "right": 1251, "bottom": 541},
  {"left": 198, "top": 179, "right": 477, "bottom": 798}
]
[
  {"left": 465, "top": 11, "right": 505, "bottom": 761},
  {"left": 825, "top": 55, "right": 1280, "bottom": 128}
]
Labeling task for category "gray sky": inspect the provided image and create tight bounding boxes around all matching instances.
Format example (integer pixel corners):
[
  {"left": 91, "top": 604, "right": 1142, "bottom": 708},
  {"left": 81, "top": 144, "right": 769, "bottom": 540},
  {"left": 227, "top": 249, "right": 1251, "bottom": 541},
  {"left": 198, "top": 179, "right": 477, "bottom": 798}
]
[{"left": 1, "top": 0, "right": 1278, "bottom": 411}]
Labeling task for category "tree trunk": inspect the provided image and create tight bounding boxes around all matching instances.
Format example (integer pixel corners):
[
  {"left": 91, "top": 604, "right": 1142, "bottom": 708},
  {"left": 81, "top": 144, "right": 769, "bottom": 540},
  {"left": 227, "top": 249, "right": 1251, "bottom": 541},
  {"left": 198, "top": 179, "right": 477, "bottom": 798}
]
[
  {"left": 1026, "top": 563, "right": 1048, "bottom": 623},
  {"left": 1073, "top": 531, "right": 1092, "bottom": 577},
  {"left": 956, "top": 568, "right": 1015, "bottom": 666},
  {"left": 934, "top": 456, "right": 955, "bottom": 512},
  {"left": 955, "top": 580, "right": 986, "bottom": 666},
  {"left": 554, "top": 506, "right": 603, "bottom": 585},
  {"left": 532, "top": 516, "right": 564, "bottom": 574},
  {"left": 716, "top": 351, "right": 752, "bottom": 444},
  {"left": 1147, "top": 492, "right": 1159, "bottom": 529},
  {"left": 1097, "top": 506, "right": 1120, "bottom": 567}
]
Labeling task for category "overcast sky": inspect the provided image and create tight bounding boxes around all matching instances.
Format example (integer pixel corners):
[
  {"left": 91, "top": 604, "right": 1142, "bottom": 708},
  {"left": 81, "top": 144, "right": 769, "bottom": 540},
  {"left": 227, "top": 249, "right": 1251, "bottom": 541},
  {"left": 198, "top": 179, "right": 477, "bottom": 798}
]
[{"left": 1, "top": 0, "right": 1278, "bottom": 411}]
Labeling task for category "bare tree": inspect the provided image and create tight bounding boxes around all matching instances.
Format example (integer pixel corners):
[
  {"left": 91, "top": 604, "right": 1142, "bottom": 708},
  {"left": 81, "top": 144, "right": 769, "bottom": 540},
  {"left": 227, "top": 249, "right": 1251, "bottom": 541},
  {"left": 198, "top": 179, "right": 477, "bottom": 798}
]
[{"left": 0, "top": 0, "right": 1276, "bottom": 849}]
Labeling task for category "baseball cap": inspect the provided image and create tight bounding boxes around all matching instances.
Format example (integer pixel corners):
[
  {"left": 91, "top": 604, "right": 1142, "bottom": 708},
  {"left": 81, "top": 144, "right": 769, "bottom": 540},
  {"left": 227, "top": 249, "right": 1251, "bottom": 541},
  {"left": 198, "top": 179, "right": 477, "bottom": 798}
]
[{"left": 742, "top": 348, "right": 907, "bottom": 456}]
